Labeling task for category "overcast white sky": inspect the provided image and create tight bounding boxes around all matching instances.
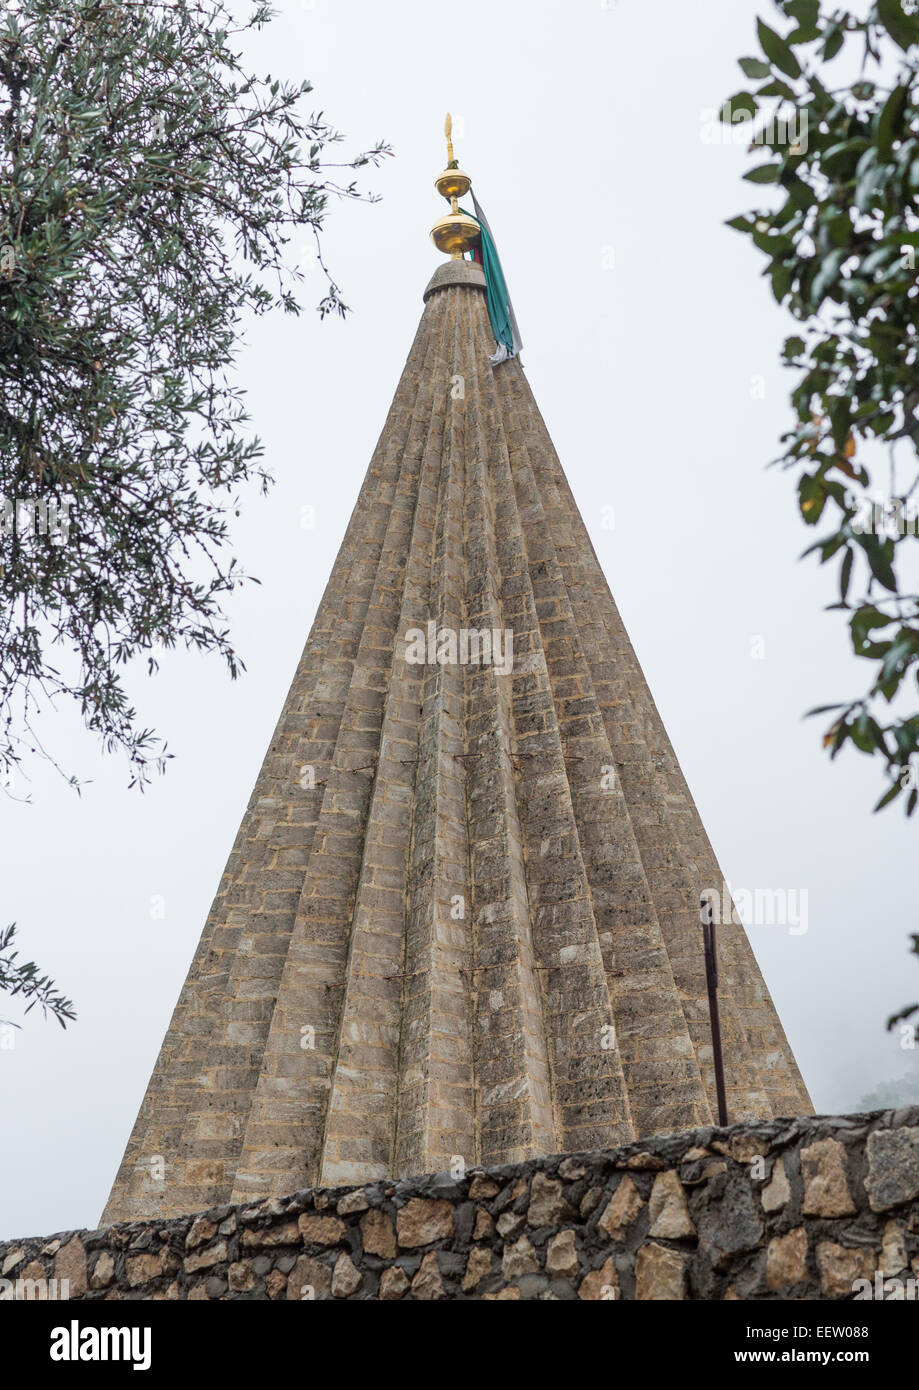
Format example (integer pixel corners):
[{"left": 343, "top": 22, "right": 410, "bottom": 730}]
[{"left": 3, "top": 0, "right": 916, "bottom": 1241}]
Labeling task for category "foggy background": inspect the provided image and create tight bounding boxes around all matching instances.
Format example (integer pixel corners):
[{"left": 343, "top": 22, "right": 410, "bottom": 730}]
[{"left": 2, "top": 0, "right": 915, "bottom": 1239}]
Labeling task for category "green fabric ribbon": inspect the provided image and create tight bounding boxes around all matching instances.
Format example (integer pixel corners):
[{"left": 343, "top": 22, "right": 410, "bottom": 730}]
[{"left": 462, "top": 200, "right": 520, "bottom": 361}]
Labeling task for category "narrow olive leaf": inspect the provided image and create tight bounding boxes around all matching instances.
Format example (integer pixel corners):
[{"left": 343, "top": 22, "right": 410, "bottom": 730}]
[
  {"left": 874, "top": 779, "right": 903, "bottom": 811},
  {"left": 840, "top": 545, "right": 854, "bottom": 602},
  {"left": 758, "top": 17, "right": 803, "bottom": 78},
  {"left": 877, "top": 83, "right": 908, "bottom": 159},
  {"left": 744, "top": 163, "right": 781, "bottom": 183},
  {"left": 887, "top": 1002, "right": 919, "bottom": 1030},
  {"left": 786, "top": 0, "right": 819, "bottom": 31},
  {"left": 878, "top": 0, "right": 919, "bottom": 52},
  {"left": 740, "top": 55, "right": 772, "bottom": 78},
  {"left": 720, "top": 91, "right": 757, "bottom": 122}
]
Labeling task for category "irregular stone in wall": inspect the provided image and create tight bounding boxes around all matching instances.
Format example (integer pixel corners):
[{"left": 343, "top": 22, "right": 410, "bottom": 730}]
[
  {"left": 596, "top": 1176, "right": 644, "bottom": 1241},
  {"left": 766, "top": 1227, "right": 808, "bottom": 1291},
  {"left": 546, "top": 1229, "right": 579, "bottom": 1277},
  {"left": 635, "top": 1244, "right": 687, "bottom": 1300},
  {"left": 412, "top": 1251, "right": 445, "bottom": 1300},
  {"left": 396, "top": 1198, "right": 454, "bottom": 1248},
  {"left": 761, "top": 1156, "right": 791, "bottom": 1212},
  {"left": 126, "top": 1253, "right": 162, "bottom": 1287},
  {"left": 184, "top": 1240, "right": 226, "bottom": 1273},
  {"left": 186, "top": 1215, "right": 217, "bottom": 1249},
  {"left": 801, "top": 1139, "right": 856, "bottom": 1217},
  {"left": 502, "top": 1235, "right": 539, "bottom": 1280},
  {"left": 360, "top": 1209, "right": 396, "bottom": 1259},
  {"left": 462, "top": 1246, "right": 494, "bottom": 1292},
  {"left": 287, "top": 1254, "right": 331, "bottom": 1300},
  {"left": 380, "top": 1266, "right": 410, "bottom": 1300},
  {"left": 578, "top": 1258, "right": 618, "bottom": 1301},
  {"left": 89, "top": 1251, "right": 115, "bottom": 1290},
  {"left": 696, "top": 1178, "right": 763, "bottom": 1270},
  {"left": 54, "top": 1237, "right": 87, "bottom": 1299},
  {"left": 648, "top": 1171, "right": 695, "bottom": 1240},
  {"left": 299, "top": 1213, "right": 345, "bottom": 1247},
  {"left": 865, "top": 1127, "right": 919, "bottom": 1212},
  {"left": 816, "top": 1243, "right": 876, "bottom": 1299},
  {"left": 880, "top": 1221, "right": 907, "bottom": 1276},
  {"left": 528, "top": 1172, "right": 577, "bottom": 1227},
  {"left": 332, "top": 1252, "right": 363, "bottom": 1298}
]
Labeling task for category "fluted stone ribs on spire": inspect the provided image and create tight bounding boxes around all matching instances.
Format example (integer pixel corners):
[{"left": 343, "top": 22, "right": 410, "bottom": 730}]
[{"left": 103, "top": 260, "right": 811, "bottom": 1225}]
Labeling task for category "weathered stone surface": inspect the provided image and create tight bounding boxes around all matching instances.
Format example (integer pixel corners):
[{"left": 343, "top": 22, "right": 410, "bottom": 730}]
[
  {"left": 528, "top": 1172, "right": 577, "bottom": 1227},
  {"left": 624, "top": 1154, "right": 667, "bottom": 1172},
  {"left": 462, "top": 1245, "right": 494, "bottom": 1292},
  {"left": 731, "top": 1134, "right": 768, "bottom": 1163},
  {"left": 578, "top": 1257, "right": 619, "bottom": 1301},
  {"left": 880, "top": 1221, "right": 907, "bottom": 1276},
  {"left": 183, "top": 1241, "right": 226, "bottom": 1274},
  {"left": 766, "top": 1227, "right": 808, "bottom": 1291},
  {"left": 298, "top": 1213, "right": 345, "bottom": 1247},
  {"left": 580, "top": 1186, "right": 603, "bottom": 1218},
  {"left": 360, "top": 1208, "right": 396, "bottom": 1259},
  {"left": 228, "top": 1261, "right": 254, "bottom": 1292},
  {"left": 648, "top": 1171, "right": 695, "bottom": 1241},
  {"left": 89, "top": 1251, "right": 115, "bottom": 1290},
  {"left": 54, "top": 1237, "right": 87, "bottom": 1299},
  {"left": 761, "top": 1157, "right": 791, "bottom": 1212},
  {"left": 597, "top": 1177, "right": 644, "bottom": 1241},
  {"left": 337, "top": 1191, "right": 369, "bottom": 1216},
  {"left": 473, "top": 1208, "right": 494, "bottom": 1241},
  {"left": 9, "top": 1112, "right": 919, "bottom": 1302},
  {"left": 635, "top": 1244, "right": 686, "bottom": 1300},
  {"left": 817, "top": 1243, "right": 876, "bottom": 1299},
  {"left": 411, "top": 1251, "right": 445, "bottom": 1300},
  {"left": 801, "top": 1139, "right": 856, "bottom": 1218},
  {"left": 126, "top": 1253, "right": 162, "bottom": 1287},
  {"left": 379, "top": 1265, "right": 410, "bottom": 1300},
  {"left": 502, "top": 1235, "right": 539, "bottom": 1280},
  {"left": 331, "top": 1252, "right": 362, "bottom": 1298},
  {"left": 241, "top": 1220, "right": 299, "bottom": 1248},
  {"left": 397, "top": 1198, "right": 454, "bottom": 1248},
  {"left": 99, "top": 262, "right": 812, "bottom": 1230},
  {"left": 186, "top": 1215, "right": 217, "bottom": 1249},
  {"left": 546, "top": 1229, "right": 579, "bottom": 1277},
  {"left": 697, "top": 1180, "right": 763, "bottom": 1270},
  {"left": 865, "top": 1127, "right": 919, "bottom": 1212},
  {"left": 496, "top": 1211, "right": 524, "bottom": 1240},
  {"left": 287, "top": 1254, "right": 331, "bottom": 1301}
]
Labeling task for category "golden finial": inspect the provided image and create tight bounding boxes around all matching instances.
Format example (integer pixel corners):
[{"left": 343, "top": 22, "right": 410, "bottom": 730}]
[{"left": 431, "top": 112, "right": 479, "bottom": 260}]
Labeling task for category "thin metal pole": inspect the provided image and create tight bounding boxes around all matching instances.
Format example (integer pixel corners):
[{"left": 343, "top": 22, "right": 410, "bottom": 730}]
[{"left": 701, "top": 896, "right": 729, "bottom": 1127}]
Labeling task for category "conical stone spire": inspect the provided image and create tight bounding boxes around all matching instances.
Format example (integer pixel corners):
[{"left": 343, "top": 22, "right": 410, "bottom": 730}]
[{"left": 102, "top": 198, "right": 811, "bottom": 1228}]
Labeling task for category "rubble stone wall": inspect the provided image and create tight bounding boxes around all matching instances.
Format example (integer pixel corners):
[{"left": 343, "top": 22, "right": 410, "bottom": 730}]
[{"left": 4, "top": 1110, "right": 919, "bottom": 1301}]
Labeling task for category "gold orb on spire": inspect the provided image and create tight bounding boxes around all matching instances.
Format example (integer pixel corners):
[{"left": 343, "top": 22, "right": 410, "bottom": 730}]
[{"left": 431, "top": 112, "right": 480, "bottom": 260}]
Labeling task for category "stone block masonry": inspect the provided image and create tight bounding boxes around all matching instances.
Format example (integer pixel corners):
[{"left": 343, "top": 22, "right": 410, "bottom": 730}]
[
  {"left": 101, "top": 257, "right": 810, "bottom": 1225},
  {"left": 5, "top": 1110, "right": 919, "bottom": 1300}
]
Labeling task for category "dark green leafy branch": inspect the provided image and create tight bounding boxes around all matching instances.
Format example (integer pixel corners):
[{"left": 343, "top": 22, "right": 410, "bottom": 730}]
[
  {"left": 0, "top": 0, "right": 390, "bottom": 792},
  {"left": 724, "top": 0, "right": 919, "bottom": 816},
  {"left": 0, "top": 923, "right": 75, "bottom": 1027}
]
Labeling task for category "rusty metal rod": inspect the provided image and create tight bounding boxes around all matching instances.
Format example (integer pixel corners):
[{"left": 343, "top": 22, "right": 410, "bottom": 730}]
[{"left": 701, "top": 895, "right": 729, "bottom": 1127}]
